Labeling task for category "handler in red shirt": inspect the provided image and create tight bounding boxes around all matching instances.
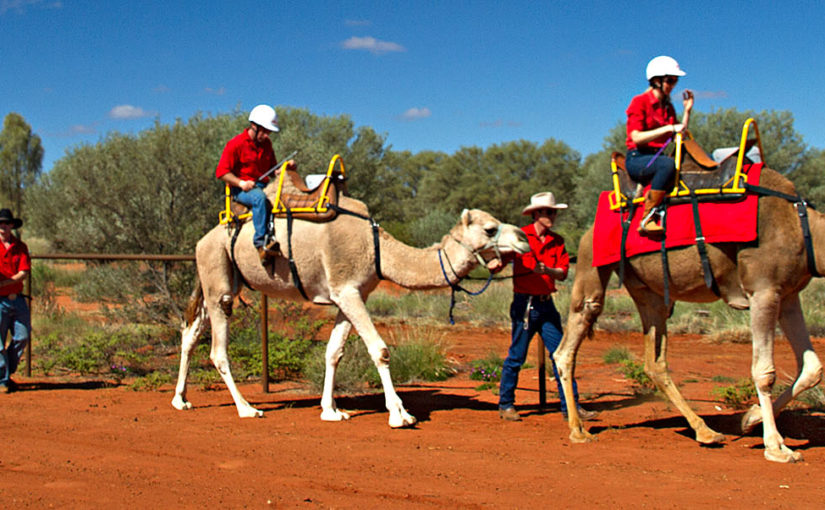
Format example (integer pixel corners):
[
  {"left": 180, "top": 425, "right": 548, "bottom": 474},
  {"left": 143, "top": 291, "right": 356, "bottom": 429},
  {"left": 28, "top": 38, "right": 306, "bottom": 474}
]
[
  {"left": 216, "top": 104, "right": 296, "bottom": 263},
  {"left": 625, "top": 55, "right": 694, "bottom": 236},
  {"left": 0, "top": 209, "right": 31, "bottom": 393},
  {"left": 488, "top": 192, "right": 596, "bottom": 422}
]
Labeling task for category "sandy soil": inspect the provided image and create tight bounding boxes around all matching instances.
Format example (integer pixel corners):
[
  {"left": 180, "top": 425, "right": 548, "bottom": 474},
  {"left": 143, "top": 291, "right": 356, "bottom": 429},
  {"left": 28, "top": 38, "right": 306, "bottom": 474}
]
[{"left": 2, "top": 316, "right": 825, "bottom": 508}]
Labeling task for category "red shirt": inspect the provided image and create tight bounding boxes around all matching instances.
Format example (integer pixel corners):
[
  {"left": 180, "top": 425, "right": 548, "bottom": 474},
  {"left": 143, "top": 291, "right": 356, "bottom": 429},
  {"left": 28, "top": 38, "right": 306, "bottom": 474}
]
[
  {"left": 625, "top": 89, "right": 676, "bottom": 150},
  {"left": 0, "top": 235, "right": 30, "bottom": 296},
  {"left": 511, "top": 223, "right": 569, "bottom": 295},
  {"left": 215, "top": 131, "right": 277, "bottom": 183}
]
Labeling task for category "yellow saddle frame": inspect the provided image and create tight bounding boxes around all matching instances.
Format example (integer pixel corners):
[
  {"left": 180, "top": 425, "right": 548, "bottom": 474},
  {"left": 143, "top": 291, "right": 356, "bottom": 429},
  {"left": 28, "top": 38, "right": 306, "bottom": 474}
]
[
  {"left": 219, "top": 154, "right": 347, "bottom": 225},
  {"left": 608, "top": 118, "right": 764, "bottom": 210}
]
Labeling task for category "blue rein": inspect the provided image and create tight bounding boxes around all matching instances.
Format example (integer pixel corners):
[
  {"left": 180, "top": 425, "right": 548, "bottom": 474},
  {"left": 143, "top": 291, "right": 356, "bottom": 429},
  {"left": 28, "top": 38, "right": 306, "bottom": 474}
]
[{"left": 438, "top": 248, "right": 495, "bottom": 325}]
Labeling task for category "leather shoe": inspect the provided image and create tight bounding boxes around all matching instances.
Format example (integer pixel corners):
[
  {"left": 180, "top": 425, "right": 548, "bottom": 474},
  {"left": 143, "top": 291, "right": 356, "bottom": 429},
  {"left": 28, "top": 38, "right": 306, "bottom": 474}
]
[
  {"left": 562, "top": 406, "right": 598, "bottom": 421},
  {"left": 498, "top": 407, "right": 522, "bottom": 421},
  {"left": 257, "top": 241, "right": 281, "bottom": 263}
]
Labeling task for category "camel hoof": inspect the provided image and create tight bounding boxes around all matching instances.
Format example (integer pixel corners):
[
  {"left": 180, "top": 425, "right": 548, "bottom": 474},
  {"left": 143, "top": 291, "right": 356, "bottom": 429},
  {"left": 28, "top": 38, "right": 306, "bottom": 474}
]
[
  {"left": 171, "top": 395, "right": 192, "bottom": 411},
  {"left": 569, "top": 429, "right": 595, "bottom": 444},
  {"left": 696, "top": 427, "right": 725, "bottom": 445},
  {"left": 741, "top": 404, "right": 763, "bottom": 434},
  {"left": 765, "top": 446, "right": 803, "bottom": 463},
  {"left": 237, "top": 407, "right": 264, "bottom": 418},
  {"left": 320, "top": 409, "right": 351, "bottom": 422},
  {"left": 389, "top": 413, "right": 417, "bottom": 428}
]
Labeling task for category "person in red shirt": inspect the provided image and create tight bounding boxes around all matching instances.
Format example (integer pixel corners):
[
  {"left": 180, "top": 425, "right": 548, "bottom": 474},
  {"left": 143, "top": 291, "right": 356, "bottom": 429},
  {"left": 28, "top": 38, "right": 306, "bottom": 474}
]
[
  {"left": 488, "top": 192, "right": 596, "bottom": 421},
  {"left": 626, "top": 56, "right": 694, "bottom": 235},
  {"left": 0, "top": 209, "right": 31, "bottom": 393},
  {"left": 216, "top": 104, "right": 296, "bottom": 263}
]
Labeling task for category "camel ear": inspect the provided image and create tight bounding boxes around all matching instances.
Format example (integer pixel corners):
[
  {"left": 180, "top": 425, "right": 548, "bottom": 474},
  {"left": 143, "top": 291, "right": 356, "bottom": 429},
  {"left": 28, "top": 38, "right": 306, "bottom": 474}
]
[{"left": 461, "top": 209, "right": 471, "bottom": 227}]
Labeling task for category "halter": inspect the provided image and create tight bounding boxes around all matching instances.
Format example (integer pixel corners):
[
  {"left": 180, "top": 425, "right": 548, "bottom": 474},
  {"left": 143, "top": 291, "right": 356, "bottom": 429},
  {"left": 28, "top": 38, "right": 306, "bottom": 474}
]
[{"left": 437, "top": 224, "right": 504, "bottom": 324}]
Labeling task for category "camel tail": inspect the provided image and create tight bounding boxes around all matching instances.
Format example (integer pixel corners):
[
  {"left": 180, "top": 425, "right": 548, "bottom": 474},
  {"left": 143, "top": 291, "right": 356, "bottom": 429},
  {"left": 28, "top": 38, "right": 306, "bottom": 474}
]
[{"left": 183, "top": 275, "right": 204, "bottom": 327}]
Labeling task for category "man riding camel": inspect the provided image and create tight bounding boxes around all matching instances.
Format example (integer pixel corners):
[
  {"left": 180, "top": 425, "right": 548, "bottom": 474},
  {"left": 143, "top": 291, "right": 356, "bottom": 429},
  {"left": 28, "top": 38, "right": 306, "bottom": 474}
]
[{"left": 216, "top": 104, "right": 297, "bottom": 263}]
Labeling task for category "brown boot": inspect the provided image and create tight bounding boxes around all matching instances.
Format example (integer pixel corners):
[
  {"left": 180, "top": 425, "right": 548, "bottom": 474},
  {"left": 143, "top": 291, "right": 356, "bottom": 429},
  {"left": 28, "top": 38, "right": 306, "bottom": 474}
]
[
  {"left": 257, "top": 240, "right": 281, "bottom": 263},
  {"left": 637, "top": 189, "right": 667, "bottom": 236}
]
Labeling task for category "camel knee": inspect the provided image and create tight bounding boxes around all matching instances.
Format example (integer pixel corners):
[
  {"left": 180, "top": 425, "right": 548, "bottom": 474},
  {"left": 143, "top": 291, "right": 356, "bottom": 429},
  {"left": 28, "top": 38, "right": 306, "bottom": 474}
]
[
  {"left": 583, "top": 298, "right": 603, "bottom": 321},
  {"left": 219, "top": 294, "right": 233, "bottom": 318},
  {"left": 797, "top": 351, "right": 822, "bottom": 390},
  {"left": 753, "top": 371, "right": 776, "bottom": 395},
  {"left": 369, "top": 346, "right": 390, "bottom": 367}
]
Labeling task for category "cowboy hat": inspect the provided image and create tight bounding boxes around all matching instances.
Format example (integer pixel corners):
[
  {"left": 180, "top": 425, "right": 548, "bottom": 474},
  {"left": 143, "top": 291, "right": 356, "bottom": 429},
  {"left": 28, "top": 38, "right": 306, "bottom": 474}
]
[
  {"left": 521, "top": 192, "right": 568, "bottom": 216},
  {"left": 0, "top": 209, "right": 23, "bottom": 228}
]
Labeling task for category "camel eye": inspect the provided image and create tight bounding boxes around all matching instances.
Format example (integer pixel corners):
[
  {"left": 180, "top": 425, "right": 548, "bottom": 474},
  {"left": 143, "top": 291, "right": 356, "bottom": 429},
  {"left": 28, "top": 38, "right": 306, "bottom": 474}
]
[{"left": 484, "top": 225, "right": 499, "bottom": 237}]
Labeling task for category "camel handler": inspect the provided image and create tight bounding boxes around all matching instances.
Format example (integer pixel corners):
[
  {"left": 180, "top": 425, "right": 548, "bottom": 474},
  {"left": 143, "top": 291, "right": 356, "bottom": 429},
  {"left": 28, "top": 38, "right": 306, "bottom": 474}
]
[
  {"left": 0, "top": 209, "right": 31, "bottom": 394},
  {"left": 216, "top": 104, "right": 297, "bottom": 263},
  {"left": 625, "top": 55, "right": 694, "bottom": 236},
  {"left": 487, "top": 192, "right": 597, "bottom": 421}
]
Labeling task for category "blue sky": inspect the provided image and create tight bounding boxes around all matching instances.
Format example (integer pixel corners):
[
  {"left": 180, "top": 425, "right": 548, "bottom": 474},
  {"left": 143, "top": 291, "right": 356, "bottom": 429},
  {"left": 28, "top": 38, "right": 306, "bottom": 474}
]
[{"left": 2, "top": 0, "right": 823, "bottom": 173}]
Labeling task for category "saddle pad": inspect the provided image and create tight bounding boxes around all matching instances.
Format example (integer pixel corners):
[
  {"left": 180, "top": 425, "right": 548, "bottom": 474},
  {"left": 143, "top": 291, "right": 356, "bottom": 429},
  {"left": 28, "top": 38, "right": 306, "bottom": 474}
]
[{"left": 591, "top": 163, "right": 762, "bottom": 267}]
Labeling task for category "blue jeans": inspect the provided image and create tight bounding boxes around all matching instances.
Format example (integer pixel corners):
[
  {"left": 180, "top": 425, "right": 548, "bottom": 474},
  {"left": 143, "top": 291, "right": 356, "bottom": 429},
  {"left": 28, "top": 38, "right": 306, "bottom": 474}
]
[
  {"left": 231, "top": 182, "right": 270, "bottom": 248},
  {"left": 499, "top": 293, "right": 579, "bottom": 412},
  {"left": 0, "top": 295, "right": 31, "bottom": 383},
  {"left": 626, "top": 149, "right": 676, "bottom": 192}
]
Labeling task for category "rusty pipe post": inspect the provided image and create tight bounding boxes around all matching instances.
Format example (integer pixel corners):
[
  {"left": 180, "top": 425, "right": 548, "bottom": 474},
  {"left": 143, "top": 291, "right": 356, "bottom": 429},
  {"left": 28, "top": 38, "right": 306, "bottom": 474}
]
[{"left": 261, "top": 294, "right": 269, "bottom": 393}]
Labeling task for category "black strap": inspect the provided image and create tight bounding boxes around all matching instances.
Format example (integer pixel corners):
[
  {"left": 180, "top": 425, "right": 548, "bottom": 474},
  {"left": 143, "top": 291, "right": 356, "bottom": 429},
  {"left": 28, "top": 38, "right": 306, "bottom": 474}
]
[
  {"left": 617, "top": 200, "right": 639, "bottom": 288},
  {"left": 286, "top": 210, "right": 310, "bottom": 300},
  {"left": 744, "top": 183, "right": 820, "bottom": 278},
  {"left": 229, "top": 221, "right": 255, "bottom": 294},
  {"left": 689, "top": 190, "right": 721, "bottom": 295},
  {"left": 659, "top": 207, "right": 671, "bottom": 307}
]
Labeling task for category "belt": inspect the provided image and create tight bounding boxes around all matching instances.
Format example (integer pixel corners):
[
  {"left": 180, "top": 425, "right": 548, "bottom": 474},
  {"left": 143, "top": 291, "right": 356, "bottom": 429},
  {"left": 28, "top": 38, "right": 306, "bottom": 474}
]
[
  {"left": 2, "top": 293, "right": 17, "bottom": 300},
  {"left": 517, "top": 293, "right": 553, "bottom": 302}
]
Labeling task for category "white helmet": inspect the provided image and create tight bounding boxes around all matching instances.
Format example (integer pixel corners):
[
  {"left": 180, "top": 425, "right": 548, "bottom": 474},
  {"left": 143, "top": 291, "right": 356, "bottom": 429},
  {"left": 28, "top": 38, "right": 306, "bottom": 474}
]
[
  {"left": 248, "top": 104, "right": 279, "bottom": 132},
  {"left": 645, "top": 56, "right": 686, "bottom": 81}
]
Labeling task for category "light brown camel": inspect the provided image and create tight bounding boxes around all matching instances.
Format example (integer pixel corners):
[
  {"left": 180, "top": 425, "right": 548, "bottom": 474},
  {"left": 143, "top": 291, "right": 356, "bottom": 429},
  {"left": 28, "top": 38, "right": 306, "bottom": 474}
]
[
  {"left": 553, "top": 166, "right": 824, "bottom": 463},
  {"left": 171, "top": 192, "right": 529, "bottom": 427}
]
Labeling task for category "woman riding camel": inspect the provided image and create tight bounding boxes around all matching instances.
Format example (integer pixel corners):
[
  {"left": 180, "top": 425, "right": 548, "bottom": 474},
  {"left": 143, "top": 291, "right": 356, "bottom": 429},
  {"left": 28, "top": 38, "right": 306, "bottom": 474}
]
[{"left": 625, "top": 55, "right": 694, "bottom": 235}]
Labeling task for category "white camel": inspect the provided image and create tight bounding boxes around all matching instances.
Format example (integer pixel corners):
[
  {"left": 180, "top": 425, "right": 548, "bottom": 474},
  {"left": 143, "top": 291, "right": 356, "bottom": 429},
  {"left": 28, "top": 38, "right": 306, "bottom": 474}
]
[{"left": 172, "top": 194, "right": 529, "bottom": 427}]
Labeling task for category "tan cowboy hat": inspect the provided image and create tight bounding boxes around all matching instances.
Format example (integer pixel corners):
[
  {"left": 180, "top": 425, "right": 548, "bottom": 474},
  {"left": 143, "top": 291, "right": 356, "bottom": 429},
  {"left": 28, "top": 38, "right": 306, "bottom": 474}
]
[{"left": 521, "top": 191, "right": 568, "bottom": 215}]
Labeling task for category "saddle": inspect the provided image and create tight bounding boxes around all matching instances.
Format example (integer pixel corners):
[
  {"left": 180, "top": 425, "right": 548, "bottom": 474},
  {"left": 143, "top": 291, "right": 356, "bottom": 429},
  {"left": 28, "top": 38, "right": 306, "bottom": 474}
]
[
  {"left": 222, "top": 154, "right": 348, "bottom": 225},
  {"left": 611, "top": 136, "right": 757, "bottom": 208}
]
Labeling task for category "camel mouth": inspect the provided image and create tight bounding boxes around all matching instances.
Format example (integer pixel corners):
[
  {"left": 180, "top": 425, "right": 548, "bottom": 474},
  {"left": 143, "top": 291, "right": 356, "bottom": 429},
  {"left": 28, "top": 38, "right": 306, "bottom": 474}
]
[{"left": 511, "top": 240, "right": 530, "bottom": 254}]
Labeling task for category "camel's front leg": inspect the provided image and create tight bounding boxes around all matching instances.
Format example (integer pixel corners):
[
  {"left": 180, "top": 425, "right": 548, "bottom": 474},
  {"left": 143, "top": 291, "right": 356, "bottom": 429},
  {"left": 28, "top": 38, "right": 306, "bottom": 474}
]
[
  {"left": 319, "top": 310, "right": 352, "bottom": 422},
  {"left": 742, "top": 293, "right": 823, "bottom": 434},
  {"left": 747, "top": 290, "right": 803, "bottom": 463},
  {"left": 171, "top": 302, "right": 207, "bottom": 411},
  {"left": 208, "top": 303, "right": 263, "bottom": 418},
  {"left": 334, "top": 288, "right": 416, "bottom": 428},
  {"left": 628, "top": 286, "right": 725, "bottom": 446}
]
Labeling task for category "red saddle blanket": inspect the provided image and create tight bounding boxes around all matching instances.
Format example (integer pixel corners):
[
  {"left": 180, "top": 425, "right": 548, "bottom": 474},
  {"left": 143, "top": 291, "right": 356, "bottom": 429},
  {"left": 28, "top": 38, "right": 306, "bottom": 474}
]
[{"left": 591, "top": 163, "right": 763, "bottom": 267}]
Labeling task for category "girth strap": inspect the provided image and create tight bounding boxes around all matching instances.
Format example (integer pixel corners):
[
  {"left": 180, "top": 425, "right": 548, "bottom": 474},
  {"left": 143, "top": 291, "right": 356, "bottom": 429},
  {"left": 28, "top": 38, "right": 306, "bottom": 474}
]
[
  {"left": 689, "top": 190, "right": 721, "bottom": 296},
  {"left": 744, "top": 183, "right": 820, "bottom": 278},
  {"left": 617, "top": 200, "right": 639, "bottom": 288},
  {"left": 286, "top": 210, "right": 310, "bottom": 301},
  {"left": 659, "top": 207, "right": 671, "bottom": 307}
]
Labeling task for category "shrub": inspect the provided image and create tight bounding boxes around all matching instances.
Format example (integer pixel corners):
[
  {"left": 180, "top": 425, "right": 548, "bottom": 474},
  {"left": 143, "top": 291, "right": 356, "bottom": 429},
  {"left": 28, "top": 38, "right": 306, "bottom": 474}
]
[{"left": 712, "top": 378, "right": 757, "bottom": 408}]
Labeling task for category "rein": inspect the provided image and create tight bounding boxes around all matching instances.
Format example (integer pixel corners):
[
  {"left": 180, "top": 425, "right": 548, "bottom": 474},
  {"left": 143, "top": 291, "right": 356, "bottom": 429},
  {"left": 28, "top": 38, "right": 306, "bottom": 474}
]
[{"left": 437, "top": 248, "right": 494, "bottom": 325}]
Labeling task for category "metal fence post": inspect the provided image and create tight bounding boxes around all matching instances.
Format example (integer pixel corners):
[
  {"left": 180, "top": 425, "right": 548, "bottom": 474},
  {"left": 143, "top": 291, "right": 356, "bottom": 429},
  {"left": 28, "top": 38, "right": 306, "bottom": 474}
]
[
  {"left": 537, "top": 340, "right": 546, "bottom": 409},
  {"left": 261, "top": 294, "right": 269, "bottom": 393}
]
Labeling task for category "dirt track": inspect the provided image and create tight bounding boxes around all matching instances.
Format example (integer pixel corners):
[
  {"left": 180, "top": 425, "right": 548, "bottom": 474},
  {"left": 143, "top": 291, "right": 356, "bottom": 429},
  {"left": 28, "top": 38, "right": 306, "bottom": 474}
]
[{"left": 2, "top": 327, "right": 825, "bottom": 508}]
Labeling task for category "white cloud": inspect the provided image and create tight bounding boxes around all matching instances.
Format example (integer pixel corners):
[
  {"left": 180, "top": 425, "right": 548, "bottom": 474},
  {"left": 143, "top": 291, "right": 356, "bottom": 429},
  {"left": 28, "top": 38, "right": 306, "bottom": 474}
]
[
  {"left": 695, "top": 90, "right": 728, "bottom": 99},
  {"left": 68, "top": 124, "right": 96, "bottom": 135},
  {"left": 400, "top": 107, "right": 432, "bottom": 121},
  {"left": 108, "top": 105, "right": 153, "bottom": 119},
  {"left": 341, "top": 36, "right": 405, "bottom": 55},
  {"left": 204, "top": 87, "right": 226, "bottom": 95},
  {"left": 1, "top": 0, "right": 61, "bottom": 15},
  {"left": 153, "top": 84, "right": 171, "bottom": 94},
  {"left": 344, "top": 19, "right": 371, "bottom": 27}
]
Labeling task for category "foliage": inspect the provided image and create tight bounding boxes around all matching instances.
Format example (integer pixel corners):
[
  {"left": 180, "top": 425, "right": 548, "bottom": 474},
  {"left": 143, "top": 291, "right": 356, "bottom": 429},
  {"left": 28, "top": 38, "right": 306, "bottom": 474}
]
[
  {"left": 602, "top": 345, "right": 632, "bottom": 365},
  {"left": 469, "top": 352, "right": 503, "bottom": 383},
  {"left": 618, "top": 359, "right": 654, "bottom": 391},
  {"left": 0, "top": 112, "right": 43, "bottom": 214},
  {"left": 712, "top": 378, "right": 757, "bottom": 408}
]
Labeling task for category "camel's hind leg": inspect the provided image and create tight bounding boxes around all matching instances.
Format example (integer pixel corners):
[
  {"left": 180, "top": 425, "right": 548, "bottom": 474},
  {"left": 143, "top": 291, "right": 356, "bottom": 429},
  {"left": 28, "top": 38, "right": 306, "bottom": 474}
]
[
  {"left": 554, "top": 237, "right": 611, "bottom": 443},
  {"left": 746, "top": 290, "right": 808, "bottom": 462},
  {"left": 742, "top": 293, "right": 823, "bottom": 434},
  {"left": 319, "top": 310, "right": 352, "bottom": 422},
  {"left": 207, "top": 296, "right": 263, "bottom": 418},
  {"left": 627, "top": 285, "right": 725, "bottom": 445},
  {"left": 333, "top": 286, "right": 416, "bottom": 428},
  {"left": 171, "top": 295, "right": 207, "bottom": 411}
]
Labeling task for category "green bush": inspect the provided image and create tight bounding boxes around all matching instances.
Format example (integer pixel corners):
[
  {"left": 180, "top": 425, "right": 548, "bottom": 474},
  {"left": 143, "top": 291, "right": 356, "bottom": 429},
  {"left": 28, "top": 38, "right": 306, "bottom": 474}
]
[{"left": 712, "top": 378, "right": 756, "bottom": 408}]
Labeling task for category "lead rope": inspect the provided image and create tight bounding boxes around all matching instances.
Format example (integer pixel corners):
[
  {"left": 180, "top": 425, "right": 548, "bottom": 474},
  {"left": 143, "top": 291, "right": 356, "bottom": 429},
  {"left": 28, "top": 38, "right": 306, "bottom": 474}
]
[{"left": 437, "top": 248, "right": 494, "bottom": 325}]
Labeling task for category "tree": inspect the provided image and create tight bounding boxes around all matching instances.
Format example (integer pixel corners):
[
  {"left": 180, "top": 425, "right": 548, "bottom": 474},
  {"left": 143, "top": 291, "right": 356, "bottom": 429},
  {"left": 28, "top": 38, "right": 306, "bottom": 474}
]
[{"left": 0, "top": 113, "right": 43, "bottom": 216}]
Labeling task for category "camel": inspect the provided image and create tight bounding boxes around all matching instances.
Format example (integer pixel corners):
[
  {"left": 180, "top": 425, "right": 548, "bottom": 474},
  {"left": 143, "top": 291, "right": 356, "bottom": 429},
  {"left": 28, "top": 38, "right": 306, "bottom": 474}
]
[
  {"left": 553, "top": 165, "right": 824, "bottom": 463},
  {"left": 171, "top": 189, "right": 530, "bottom": 427}
]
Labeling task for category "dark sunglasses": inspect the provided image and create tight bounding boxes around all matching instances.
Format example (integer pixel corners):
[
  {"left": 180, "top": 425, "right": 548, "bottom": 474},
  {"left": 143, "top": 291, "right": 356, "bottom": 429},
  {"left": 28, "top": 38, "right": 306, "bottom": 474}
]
[
  {"left": 0, "top": 221, "right": 13, "bottom": 226},
  {"left": 663, "top": 76, "right": 679, "bottom": 85},
  {"left": 536, "top": 208, "right": 558, "bottom": 216}
]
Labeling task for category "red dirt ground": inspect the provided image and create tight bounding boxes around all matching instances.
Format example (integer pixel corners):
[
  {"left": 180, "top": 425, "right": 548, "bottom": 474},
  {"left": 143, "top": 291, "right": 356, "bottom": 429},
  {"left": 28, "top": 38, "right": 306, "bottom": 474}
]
[{"left": 3, "top": 286, "right": 825, "bottom": 507}]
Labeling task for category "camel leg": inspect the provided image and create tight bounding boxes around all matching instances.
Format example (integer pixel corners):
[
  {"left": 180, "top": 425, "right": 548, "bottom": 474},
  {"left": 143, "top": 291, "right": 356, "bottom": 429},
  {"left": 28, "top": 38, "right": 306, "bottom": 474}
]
[
  {"left": 333, "top": 287, "right": 416, "bottom": 428},
  {"left": 553, "top": 246, "right": 610, "bottom": 443},
  {"left": 171, "top": 301, "right": 207, "bottom": 411},
  {"left": 746, "top": 289, "right": 803, "bottom": 462},
  {"left": 207, "top": 300, "right": 263, "bottom": 418},
  {"left": 628, "top": 285, "right": 725, "bottom": 445},
  {"left": 319, "top": 310, "right": 352, "bottom": 422}
]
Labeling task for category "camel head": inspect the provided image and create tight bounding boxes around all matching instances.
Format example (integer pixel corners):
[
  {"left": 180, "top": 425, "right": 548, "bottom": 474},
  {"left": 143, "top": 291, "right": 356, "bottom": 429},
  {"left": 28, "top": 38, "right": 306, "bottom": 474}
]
[{"left": 449, "top": 209, "right": 530, "bottom": 265}]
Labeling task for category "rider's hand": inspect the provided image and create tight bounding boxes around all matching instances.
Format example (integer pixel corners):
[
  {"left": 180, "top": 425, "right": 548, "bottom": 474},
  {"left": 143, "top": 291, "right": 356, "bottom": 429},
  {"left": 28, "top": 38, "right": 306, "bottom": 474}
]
[
  {"left": 682, "top": 89, "right": 694, "bottom": 111},
  {"left": 671, "top": 123, "right": 685, "bottom": 134},
  {"left": 239, "top": 179, "right": 255, "bottom": 192},
  {"left": 286, "top": 159, "right": 297, "bottom": 171}
]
